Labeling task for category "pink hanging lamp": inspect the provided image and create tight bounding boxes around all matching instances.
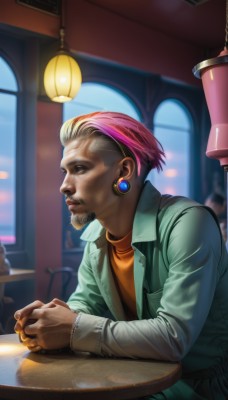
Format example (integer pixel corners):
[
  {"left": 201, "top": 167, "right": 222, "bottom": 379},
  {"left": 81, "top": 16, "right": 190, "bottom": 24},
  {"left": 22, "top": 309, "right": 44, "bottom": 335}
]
[{"left": 193, "top": 0, "right": 228, "bottom": 169}]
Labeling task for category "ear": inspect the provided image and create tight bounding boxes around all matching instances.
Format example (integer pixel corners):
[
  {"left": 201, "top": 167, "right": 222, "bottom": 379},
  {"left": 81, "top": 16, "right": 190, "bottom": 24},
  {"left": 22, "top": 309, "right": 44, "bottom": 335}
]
[{"left": 117, "top": 157, "right": 136, "bottom": 180}]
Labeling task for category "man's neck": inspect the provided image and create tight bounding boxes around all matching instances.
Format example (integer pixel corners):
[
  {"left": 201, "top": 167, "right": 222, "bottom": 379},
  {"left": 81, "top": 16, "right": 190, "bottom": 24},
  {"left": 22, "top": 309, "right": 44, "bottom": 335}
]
[{"left": 99, "top": 186, "right": 142, "bottom": 240}]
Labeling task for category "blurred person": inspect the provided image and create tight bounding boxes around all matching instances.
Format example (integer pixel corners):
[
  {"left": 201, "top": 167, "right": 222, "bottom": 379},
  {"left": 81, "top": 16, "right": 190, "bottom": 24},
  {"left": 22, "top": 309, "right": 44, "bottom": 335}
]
[
  {"left": 204, "top": 192, "right": 226, "bottom": 220},
  {"left": 0, "top": 240, "right": 11, "bottom": 300},
  {"left": 205, "top": 192, "right": 227, "bottom": 242},
  {"left": 14, "top": 112, "right": 228, "bottom": 400}
]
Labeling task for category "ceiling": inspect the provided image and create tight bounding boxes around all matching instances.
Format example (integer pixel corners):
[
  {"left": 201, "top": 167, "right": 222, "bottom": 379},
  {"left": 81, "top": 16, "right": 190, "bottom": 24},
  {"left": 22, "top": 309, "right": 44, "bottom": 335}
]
[{"left": 86, "top": 0, "right": 227, "bottom": 51}]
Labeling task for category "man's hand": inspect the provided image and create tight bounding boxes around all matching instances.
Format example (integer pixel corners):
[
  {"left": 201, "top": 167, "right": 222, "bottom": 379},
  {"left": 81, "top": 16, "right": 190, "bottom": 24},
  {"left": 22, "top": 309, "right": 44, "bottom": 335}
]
[{"left": 14, "top": 298, "right": 77, "bottom": 352}]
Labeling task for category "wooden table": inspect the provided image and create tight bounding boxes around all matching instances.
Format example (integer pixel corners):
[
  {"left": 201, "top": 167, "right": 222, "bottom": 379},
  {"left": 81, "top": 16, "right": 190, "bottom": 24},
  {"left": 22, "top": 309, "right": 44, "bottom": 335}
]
[
  {"left": 0, "top": 268, "right": 35, "bottom": 283},
  {"left": 0, "top": 334, "right": 181, "bottom": 400}
]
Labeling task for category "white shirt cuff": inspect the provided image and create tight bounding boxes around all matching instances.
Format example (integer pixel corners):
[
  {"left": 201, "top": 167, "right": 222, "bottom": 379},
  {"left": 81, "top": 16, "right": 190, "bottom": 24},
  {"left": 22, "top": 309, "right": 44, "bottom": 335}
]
[{"left": 70, "top": 312, "right": 106, "bottom": 355}]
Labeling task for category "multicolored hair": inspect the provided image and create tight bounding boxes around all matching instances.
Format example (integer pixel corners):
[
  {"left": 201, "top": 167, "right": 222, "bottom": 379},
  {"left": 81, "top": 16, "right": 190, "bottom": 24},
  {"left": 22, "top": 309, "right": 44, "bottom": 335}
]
[{"left": 60, "top": 111, "right": 165, "bottom": 176}]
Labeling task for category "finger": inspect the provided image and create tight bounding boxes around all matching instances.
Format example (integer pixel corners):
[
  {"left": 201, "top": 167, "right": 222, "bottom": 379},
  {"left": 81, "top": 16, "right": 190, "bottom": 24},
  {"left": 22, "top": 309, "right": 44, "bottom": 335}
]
[
  {"left": 21, "top": 338, "right": 39, "bottom": 351},
  {"left": 51, "top": 298, "right": 70, "bottom": 309},
  {"left": 19, "top": 330, "right": 36, "bottom": 345},
  {"left": 19, "top": 330, "right": 28, "bottom": 342},
  {"left": 18, "top": 331, "right": 43, "bottom": 353},
  {"left": 41, "top": 298, "right": 69, "bottom": 309},
  {"left": 18, "top": 316, "right": 36, "bottom": 331},
  {"left": 38, "top": 298, "right": 69, "bottom": 310},
  {"left": 27, "top": 339, "right": 41, "bottom": 350},
  {"left": 28, "top": 345, "right": 42, "bottom": 353},
  {"left": 22, "top": 336, "right": 42, "bottom": 352},
  {"left": 41, "top": 300, "right": 59, "bottom": 309},
  {"left": 19, "top": 330, "right": 32, "bottom": 342},
  {"left": 23, "top": 319, "right": 38, "bottom": 337},
  {"left": 19, "top": 333, "right": 32, "bottom": 347},
  {"left": 17, "top": 332, "right": 23, "bottom": 343},
  {"left": 14, "top": 300, "right": 44, "bottom": 320},
  {"left": 14, "top": 320, "right": 23, "bottom": 333}
]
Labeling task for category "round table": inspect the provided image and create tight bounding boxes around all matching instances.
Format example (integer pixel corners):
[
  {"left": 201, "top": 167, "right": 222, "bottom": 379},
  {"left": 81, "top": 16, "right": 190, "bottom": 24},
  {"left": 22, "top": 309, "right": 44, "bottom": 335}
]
[{"left": 0, "top": 334, "right": 181, "bottom": 400}]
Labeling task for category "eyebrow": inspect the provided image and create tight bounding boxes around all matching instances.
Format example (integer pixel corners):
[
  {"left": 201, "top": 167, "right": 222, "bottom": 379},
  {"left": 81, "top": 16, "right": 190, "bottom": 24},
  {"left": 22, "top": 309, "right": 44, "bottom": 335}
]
[{"left": 60, "top": 159, "right": 92, "bottom": 170}]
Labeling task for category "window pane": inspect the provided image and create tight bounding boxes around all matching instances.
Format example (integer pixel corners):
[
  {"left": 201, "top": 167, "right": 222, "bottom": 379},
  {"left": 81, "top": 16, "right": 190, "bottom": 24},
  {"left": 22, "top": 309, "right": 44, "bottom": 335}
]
[
  {"left": 154, "top": 99, "right": 191, "bottom": 129},
  {"left": 64, "top": 82, "right": 141, "bottom": 121},
  {"left": 0, "top": 93, "right": 17, "bottom": 244},
  {"left": 149, "top": 99, "right": 191, "bottom": 196},
  {"left": 0, "top": 57, "right": 17, "bottom": 91},
  {"left": 149, "top": 126, "right": 189, "bottom": 195}
]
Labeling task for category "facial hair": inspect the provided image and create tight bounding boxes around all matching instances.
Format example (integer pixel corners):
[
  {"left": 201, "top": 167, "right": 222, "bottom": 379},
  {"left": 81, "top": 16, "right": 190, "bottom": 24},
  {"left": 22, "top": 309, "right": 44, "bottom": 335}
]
[{"left": 71, "top": 212, "right": 96, "bottom": 230}]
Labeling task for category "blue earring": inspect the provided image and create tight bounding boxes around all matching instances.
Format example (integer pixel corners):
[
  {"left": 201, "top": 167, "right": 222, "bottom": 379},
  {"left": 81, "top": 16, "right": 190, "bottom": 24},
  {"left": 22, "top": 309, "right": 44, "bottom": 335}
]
[{"left": 113, "top": 177, "right": 131, "bottom": 195}]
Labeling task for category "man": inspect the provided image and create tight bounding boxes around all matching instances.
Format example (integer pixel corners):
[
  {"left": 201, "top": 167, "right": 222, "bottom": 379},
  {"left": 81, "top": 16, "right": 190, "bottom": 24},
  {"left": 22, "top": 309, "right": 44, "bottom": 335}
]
[{"left": 14, "top": 112, "right": 228, "bottom": 399}]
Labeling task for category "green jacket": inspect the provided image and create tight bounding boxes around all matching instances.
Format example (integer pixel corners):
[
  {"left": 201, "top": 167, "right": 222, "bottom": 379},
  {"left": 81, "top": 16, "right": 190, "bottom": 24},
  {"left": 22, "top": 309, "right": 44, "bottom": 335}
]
[{"left": 68, "top": 182, "right": 228, "bottom": 398}]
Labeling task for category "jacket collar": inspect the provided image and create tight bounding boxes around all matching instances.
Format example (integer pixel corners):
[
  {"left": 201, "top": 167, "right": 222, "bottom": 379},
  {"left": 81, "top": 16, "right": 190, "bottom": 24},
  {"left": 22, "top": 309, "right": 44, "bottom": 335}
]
[{"left": 81, "top": 181, "right": 162, "bottom": 244}]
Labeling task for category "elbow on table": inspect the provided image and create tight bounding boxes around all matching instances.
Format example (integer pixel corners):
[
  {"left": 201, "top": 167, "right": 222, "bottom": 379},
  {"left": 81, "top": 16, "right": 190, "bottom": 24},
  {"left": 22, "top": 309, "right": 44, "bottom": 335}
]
[
  {"left": 164, "top": 337, "right": 191, "bottom": 362},
  {"left": 152, "top": 330, "right": 191, "bottom": 362}
]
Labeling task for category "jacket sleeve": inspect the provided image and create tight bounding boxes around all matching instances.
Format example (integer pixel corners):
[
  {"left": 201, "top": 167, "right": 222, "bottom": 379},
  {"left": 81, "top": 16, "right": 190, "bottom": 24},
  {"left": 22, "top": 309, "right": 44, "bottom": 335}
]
[
  {"left": 67, "top": 243, "right": 109, "bottom": 317},
  {"left": 70, "top": 207, "right": 225, "bottom": 361}
]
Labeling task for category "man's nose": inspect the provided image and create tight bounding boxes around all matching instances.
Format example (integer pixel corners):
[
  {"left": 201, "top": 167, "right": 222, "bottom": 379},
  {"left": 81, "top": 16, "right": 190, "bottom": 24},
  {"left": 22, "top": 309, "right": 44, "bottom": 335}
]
[{"left": 60, "top": 175, "right": 74, "bottom": 195}]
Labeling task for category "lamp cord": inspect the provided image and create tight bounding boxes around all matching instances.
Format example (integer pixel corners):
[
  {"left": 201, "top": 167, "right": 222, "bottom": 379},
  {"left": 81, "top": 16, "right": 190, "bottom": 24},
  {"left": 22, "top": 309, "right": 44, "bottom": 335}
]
[
  {"left": 59, "top": 0, "right": 66, "bottom": 51},
  {"left": 60, "top": 28, "right": 65, "bottom": 50}
]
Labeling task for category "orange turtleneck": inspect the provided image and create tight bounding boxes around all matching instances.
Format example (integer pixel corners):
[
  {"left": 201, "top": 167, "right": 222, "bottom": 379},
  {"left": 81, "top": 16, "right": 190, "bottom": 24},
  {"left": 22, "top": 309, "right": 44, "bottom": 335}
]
[{"left": 106, "top": 230, "right": 137, "bottom": 320}]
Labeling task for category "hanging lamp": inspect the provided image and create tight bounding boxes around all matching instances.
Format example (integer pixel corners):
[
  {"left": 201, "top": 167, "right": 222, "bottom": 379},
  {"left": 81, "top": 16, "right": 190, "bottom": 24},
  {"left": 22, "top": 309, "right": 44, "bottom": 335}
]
[
  {"left": 192, "top": 0, "right": 228, "bottom": 168},
  {"left": 44, "top": 23, "right": 82, "bottom": 103}
]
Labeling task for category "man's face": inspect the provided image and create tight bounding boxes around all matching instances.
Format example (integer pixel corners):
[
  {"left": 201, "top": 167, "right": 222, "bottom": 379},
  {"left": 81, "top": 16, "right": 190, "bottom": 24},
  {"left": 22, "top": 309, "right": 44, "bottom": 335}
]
[{"left": 60, "top": 136, "right": 122, "bottom": 230}]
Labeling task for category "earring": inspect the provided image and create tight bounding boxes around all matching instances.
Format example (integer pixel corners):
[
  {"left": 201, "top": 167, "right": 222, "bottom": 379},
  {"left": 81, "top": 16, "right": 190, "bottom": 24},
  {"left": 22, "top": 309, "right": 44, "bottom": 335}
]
[{"left": 113, "top": 177, "right": 131, "bottom": 195}]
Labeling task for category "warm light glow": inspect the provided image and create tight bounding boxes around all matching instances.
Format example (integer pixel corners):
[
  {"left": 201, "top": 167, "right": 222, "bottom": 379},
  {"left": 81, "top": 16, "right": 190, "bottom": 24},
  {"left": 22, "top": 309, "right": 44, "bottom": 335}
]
[
  {"left": 0, "top": 343, "right": 23, "bottom": 355},
  {"left": 44, "top": 53, "right": 82, "bottom": 103},
  {"left": 164, "top": 169, "right": 178, "bottom": 178},
  {"left": 0, "top": 171, "right": 9, "bottom": 179}
]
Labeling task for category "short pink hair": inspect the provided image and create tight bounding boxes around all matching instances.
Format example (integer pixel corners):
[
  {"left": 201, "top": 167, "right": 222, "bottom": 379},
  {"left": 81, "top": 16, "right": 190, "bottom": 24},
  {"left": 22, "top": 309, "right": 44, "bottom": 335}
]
[{"left": 60, "top": 111, "right": 165, "bottom": 175}]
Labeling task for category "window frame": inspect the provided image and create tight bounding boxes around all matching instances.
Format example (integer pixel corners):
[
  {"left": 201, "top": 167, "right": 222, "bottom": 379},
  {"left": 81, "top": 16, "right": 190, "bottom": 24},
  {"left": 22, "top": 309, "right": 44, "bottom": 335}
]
[
  {"left": 0, "top": 53, "right": 23, "bottom": 251},
  {"left": 151, "top": 97, "right": 194, "bottom": 197}
]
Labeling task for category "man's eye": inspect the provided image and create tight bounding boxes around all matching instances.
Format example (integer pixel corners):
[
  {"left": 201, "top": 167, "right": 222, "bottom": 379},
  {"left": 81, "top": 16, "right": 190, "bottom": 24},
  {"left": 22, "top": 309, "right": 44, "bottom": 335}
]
[{"left": 74, "top": 165, "right": 86, "bottom": 173}]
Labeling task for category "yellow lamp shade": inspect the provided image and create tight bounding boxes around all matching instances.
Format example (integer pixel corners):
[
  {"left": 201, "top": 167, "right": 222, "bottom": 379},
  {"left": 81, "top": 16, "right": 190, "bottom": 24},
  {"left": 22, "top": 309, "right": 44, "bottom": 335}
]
[{"left": 44, "top": 53, "right": 82, "bottom": 102}]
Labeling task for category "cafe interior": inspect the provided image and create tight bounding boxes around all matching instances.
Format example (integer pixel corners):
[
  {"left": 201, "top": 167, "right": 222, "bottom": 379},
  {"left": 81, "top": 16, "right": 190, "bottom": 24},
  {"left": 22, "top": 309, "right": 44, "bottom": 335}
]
[{"left": 0, "top": 0, "right": 227, "bottom": 333}]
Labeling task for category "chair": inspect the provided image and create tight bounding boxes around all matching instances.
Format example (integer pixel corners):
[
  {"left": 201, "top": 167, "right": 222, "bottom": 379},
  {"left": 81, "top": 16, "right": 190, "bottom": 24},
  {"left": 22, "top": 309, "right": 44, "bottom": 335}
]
[
  {"left": 0, "top": 295, "right": 16, "bottom": 334},
  {"left": 46, "top": 267, "right": 76, "bottom": 302}
]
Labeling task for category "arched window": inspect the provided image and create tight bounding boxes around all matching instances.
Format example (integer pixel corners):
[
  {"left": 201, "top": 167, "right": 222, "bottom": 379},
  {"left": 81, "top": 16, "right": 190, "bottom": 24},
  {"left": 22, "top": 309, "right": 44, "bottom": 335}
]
[
  {"left": 63, "top": 82, "right": 141, "bottom": 121},
  {"left": 62, "top": 82, "right": 141, "bottom": 249},
  {"left": 0, "top": 56, "right": 18, "bottom": 244},
  {"left": 149, "top": 99, "right": 192, "bottom": 196}
]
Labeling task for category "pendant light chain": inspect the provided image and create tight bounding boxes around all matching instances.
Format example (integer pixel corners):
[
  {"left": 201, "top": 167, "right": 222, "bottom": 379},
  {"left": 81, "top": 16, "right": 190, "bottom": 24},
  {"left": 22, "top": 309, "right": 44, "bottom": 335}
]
[
  {"left": 59, "top": 28, "right": 65, "bottom": 51},
  {"left": 60, "top": 0, "right": 66, "bottom": 51}
]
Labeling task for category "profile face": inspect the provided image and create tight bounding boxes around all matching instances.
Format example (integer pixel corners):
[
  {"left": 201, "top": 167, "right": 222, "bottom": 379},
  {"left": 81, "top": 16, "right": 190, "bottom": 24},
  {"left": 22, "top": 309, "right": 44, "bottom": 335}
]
[{"left": 60, "top": 136, "right": 123, "bottom": 229}]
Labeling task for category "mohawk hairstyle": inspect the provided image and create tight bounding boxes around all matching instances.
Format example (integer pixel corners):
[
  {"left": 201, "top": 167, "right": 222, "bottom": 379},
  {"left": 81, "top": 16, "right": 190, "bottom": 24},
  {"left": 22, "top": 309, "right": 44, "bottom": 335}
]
[{"left": 60, "top": 111, "right": 165, "bottom": 176}]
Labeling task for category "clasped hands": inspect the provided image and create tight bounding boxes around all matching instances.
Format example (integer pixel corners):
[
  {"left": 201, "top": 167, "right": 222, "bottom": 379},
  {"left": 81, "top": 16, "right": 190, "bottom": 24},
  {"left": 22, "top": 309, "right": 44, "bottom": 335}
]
[{"left": 14, "top": 298, "right": 77, "bottom": 353}]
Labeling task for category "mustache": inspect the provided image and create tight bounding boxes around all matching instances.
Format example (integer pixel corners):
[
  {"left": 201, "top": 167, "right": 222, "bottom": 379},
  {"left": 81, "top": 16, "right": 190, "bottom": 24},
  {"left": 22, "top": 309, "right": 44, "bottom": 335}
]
[{"left": 65, "top": 196, "right": 85, "bottom": 205}]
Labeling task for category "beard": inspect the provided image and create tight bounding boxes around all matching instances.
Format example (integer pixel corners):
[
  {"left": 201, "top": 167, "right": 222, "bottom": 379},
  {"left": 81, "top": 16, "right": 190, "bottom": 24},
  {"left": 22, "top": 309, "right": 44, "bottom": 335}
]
[{"left": 71, "top": 212, "right": 96, "bottom": 231}]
